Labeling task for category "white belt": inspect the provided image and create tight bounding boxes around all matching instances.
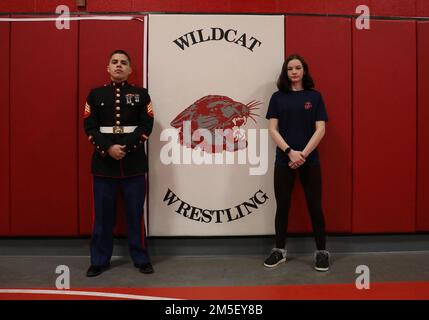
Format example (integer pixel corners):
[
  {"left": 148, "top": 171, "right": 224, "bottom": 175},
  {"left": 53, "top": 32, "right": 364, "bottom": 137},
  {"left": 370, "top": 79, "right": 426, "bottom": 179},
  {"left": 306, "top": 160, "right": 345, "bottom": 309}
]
[{"left": 100, "top": 126, "right": 137, "bottom": 134}]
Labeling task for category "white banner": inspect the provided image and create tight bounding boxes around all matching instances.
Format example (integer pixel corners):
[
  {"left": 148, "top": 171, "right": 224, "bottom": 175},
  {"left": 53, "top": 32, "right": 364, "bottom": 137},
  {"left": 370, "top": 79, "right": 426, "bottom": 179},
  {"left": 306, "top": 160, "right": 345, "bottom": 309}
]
[{"left": 148, "top": 14, "right": 284, "bottom": 236}]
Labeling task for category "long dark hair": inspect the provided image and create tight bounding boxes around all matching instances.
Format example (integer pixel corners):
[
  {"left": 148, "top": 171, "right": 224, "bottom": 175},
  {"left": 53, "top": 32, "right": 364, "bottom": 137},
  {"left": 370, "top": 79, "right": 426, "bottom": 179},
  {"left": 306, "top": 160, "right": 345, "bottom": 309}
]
[{"left": 277, "top": 54, "right": 314, "bottom": 93}]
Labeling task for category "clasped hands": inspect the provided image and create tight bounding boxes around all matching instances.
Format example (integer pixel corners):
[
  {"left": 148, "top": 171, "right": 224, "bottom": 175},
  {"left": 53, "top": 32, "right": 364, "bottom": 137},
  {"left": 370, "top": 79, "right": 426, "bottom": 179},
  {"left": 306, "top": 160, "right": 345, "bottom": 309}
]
[
  {"left": 287, "top": 149, "right": 307, "bottom": 169},
  {"left": 108, "top": 144, "right": 126, "bottom": 160}
]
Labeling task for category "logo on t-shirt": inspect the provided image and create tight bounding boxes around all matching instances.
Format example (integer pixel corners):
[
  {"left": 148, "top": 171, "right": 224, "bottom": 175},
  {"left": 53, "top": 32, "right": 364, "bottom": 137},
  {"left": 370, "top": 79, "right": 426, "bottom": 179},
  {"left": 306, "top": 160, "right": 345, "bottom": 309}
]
[{"left": 304, "top": 101, "right": 313, "bottom": 110}]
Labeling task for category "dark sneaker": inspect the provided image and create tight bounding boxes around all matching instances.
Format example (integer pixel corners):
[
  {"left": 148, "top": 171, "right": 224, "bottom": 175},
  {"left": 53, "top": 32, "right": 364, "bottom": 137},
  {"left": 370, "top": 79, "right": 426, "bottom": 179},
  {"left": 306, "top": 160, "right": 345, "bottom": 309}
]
[
  {"left": 264, "top": 249, "right": 286, "bottom": 268},
  {"left": 314, "top": 250, "right": 330, "bottom": 272}
]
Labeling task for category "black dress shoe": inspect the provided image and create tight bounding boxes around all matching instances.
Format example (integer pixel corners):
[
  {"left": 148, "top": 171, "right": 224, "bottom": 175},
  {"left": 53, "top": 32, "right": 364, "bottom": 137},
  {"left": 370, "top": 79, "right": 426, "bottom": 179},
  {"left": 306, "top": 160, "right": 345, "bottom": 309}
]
[
  {"left": 86, "top": 265, "right": 109, "bottom": 277},
  {"left": 138, "top": 263, "right": 154, "bottom": 274}
]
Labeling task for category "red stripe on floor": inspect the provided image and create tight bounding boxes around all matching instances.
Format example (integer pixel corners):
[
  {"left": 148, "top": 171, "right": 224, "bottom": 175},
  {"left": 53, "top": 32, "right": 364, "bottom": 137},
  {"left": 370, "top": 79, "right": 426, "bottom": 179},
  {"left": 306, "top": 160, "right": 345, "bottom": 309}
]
[{"left": 1, "top": 281, "right": 429, "bottom": 300}]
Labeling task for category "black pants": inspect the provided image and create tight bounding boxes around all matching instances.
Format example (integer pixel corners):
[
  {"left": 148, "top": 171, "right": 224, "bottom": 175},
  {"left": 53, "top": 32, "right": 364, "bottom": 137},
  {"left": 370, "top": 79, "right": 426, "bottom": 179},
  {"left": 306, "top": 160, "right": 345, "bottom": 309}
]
[{"left": 274, "top": 163, "right": 326, "bottom": 250}]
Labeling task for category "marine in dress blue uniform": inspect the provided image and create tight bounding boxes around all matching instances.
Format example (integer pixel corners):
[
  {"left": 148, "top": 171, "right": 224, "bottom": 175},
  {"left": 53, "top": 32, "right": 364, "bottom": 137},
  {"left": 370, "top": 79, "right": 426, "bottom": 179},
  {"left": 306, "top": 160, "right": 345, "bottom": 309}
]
[{"left": 84, "top": 50, "right": 154, "bottom": 277}]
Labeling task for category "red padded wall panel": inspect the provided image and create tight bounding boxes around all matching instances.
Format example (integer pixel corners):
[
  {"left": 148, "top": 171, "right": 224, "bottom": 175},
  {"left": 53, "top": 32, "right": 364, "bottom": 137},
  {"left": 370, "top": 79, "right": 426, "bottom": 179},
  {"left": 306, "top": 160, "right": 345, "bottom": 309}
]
[
  {"left": 177, "top": 0, "right": 231, "bottom": 12},
  {"left": 325, "top": 0, "right": 367, "bottom": 15},
  {"left": 0, "top": 20, "right": 10, "bottom": 235},
  {"left": 229, "top": 0, "right": 277, "bottom": 13},
  {"left": 0, "top": 0, "right": 35, "bottom": 12},
  {"left": 285, "top": 16, "right": 353, "bottom": 233},
  {"left": 1, "top": 0, "right": 425, "bottom": 17},
  {"left": 353, "top": 20, "right": 416, "bottom": 233},
  {"left": 277, "top": 0, "right": 327, "bottom": 14},
  {"left": 417, "top": 22, "right": 429, "bottom": 231},
  {"left": 87, "top": 0, "right": 133, "bottom": 12},
  {"left": 78, "top": 17, "right": 145, "bottom": 235},
  {"left": 35, "top": 0, "right": 78, "bottom": 12},
  {"left": 10, "top": 17, "right": 78, "bottom": 235},
  {"left": 133, "top": 0, "right": 231, "bottom": 12},
  {"left": 132, "top": 0, "right": 184, "bottom": 12},
  {"left": 370, "top": 0, "right": 416, "bottom": 17},
  {"left": 416, "top": 0, "right": 429, "bottom": 17}
]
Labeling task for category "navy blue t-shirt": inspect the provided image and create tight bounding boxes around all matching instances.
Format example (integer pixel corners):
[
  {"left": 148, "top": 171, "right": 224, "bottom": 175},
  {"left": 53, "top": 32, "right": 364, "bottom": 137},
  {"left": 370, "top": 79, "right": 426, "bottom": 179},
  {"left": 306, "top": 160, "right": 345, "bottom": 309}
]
[{"left": 266, "top": 89, "right": 328, "bottom": 165}]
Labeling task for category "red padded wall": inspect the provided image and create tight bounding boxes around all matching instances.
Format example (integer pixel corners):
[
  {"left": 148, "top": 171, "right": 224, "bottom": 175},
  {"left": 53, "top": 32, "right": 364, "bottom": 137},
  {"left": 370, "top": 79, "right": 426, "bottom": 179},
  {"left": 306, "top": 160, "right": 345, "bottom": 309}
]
[
  {"left": 0, "top": 0, "right": 35, "bottom": 13},
  {"left": 1, "top": 8, "right": 427, "bottom": 237},
  {"left": 132, "top": 0, "right": 184, "bottom": 12},
  {"left": 87, "top": 0, "right": 133, "bottom": 12},
  {"left": 78, "top": 17, "right": 145, "bottom": 235},
  {"left": 0, "top": 20, "right": 10, "bottom": 235},
  {"left": 35, "top": 0, "right": 78, "bottom": 12},
  {"left": 285, "top": 16, "right": 353, "bottom": 233},
  {"left": 353, "top": 20, "right": 416, "bottom": 233},
  {"left": 326, "top": 1, "right": 366, "bottom": 15},
  {"left": 178, "top": 0, "right": 231, "bottom": 12},
  {"left": 1, "top": 0, "right": 428, "bottom": 17},
  {"left": 278, "top": 0, "right": 327, "bottom": 14},
  {"left": 416, "top": 0, "right": 429, "bottom": 17},
  {"left": 133, "top": 0, "right": 231, "bottom": 12},
  {"left": 371, "top": 0, "right": 416, "bottom": 17},
  {"left": 417, "top": 22, "right": 429, "bottom": 231},
  {"left": 10, "top": 17, "right": 79, "bottom": 235},
  {"left": 229, "top": 0, "right": 277, "bottom": 12}
]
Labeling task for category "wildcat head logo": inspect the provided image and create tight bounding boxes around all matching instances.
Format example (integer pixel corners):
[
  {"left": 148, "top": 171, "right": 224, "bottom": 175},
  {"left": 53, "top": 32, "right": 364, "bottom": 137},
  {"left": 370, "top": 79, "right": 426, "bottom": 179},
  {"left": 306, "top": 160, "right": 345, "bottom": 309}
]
[
  {"left": 170, "top": 95, "right": 260, "bottom": 153},
  {"left": 304, "top": 101, "right": 312, "bottom": 110}
]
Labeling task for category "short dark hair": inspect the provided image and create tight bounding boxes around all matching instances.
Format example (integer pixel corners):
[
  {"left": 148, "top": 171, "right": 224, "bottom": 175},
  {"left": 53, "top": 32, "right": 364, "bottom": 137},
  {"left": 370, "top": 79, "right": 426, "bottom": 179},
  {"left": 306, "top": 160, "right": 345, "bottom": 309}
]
[
  {"left": 109, "top": 49, "right": 131, "bottom": 65},
  {"left": 277, "top": 54, "right": 314, "bottom": 93}
]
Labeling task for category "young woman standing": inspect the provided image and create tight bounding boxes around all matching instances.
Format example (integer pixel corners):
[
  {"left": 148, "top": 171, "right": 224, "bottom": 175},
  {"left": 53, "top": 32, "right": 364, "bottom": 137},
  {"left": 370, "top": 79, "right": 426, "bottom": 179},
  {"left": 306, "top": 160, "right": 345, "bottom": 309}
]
[{"left": 265, "top": 54, "right": 330, "bottom": 272}]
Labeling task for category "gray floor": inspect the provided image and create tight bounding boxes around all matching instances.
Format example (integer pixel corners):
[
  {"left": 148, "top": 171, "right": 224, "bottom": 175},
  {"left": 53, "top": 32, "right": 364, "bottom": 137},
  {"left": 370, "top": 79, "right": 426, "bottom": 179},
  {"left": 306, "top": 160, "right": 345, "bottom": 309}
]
[
  {"left": 1, "top": 235, "right": 429, "bottom": 288},
  {"left": 1, "top": 252, "right": 429, "bottom": 288}
]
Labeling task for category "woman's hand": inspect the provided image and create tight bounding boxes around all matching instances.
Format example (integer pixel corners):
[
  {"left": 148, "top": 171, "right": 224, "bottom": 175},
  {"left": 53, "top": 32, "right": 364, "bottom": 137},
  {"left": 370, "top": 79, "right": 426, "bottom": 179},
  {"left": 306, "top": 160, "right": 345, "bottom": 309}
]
[{"left": 288, "top": 150, "right": 306, "bottom": 169}]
